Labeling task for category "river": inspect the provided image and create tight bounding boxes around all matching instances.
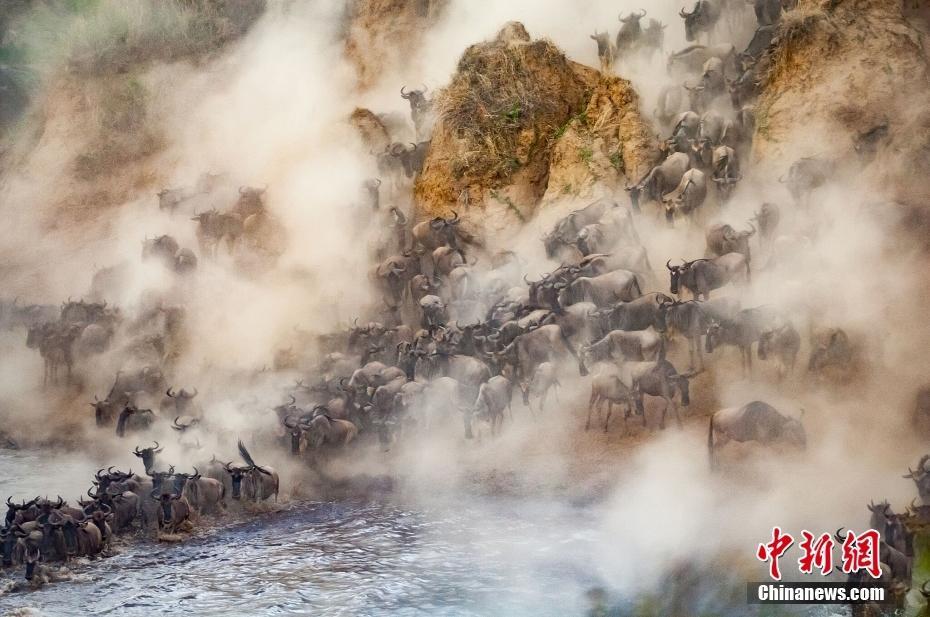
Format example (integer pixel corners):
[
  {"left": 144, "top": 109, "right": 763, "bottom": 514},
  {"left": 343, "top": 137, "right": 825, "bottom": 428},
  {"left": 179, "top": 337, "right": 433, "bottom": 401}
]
[{"left": 0, "top": 448, "right": 845, "bottom": 617}]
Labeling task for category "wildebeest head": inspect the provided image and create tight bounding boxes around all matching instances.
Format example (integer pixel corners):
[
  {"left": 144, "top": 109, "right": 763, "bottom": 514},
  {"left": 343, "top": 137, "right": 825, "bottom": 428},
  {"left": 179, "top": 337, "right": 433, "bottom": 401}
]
[
  {"left": 171, "top": 415, "right": 199, "bottom": 433},
  {"left": 666, "top": 259, "right": 687, "bottom": 295},
  {"left": 679, "top": 0, "right": 714, "bottom": 41},
  {"left": 223, "top": 463, "right": 250, "bottom": 499},
  {"left": 283, "top": 414, "right": 310, "bottom": 455},
  {"left": 590, "top": 30, "right": 611, "bottom": 56},
  {"left": 133, "top": 441, "right": 163, "bottom": 473},
  {"left": 400, "top": 85, "right": 429, "bottom": 114},
  {"left": 22, "top": 539, "right": 41, "bottom": 581},
  {"left": 5, "top": 497, "right": 37, "bottom": 529},
  {"left": 619, "top": 9, "right": 647, "bottom": 24},
  {"left": 145, "top": 464, "right": 175, "bottom": 495}
]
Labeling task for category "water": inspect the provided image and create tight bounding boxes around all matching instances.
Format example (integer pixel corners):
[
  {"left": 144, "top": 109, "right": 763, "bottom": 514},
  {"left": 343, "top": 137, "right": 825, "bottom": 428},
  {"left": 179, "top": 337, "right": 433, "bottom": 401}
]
[
  {"left": 0, "top": 449, "right": 844, "bottom": 617},
  {"left": 0, "top": 498, "right": 609, "bottom": 617}
]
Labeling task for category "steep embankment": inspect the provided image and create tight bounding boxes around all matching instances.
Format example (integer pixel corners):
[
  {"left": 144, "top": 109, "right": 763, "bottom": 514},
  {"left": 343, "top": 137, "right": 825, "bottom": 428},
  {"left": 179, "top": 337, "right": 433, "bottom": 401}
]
[
  {"left": 0, "top": 0, "right": 267, "bottom": 230},
  {"left": 414, "top": 22, "right": 657, "bottom": 232},
  {"left": 755, "top": 0, "right": 930, "bottom": 214},
  {"left": 343, "top": 0, "right": 446, "bottom": 90}
]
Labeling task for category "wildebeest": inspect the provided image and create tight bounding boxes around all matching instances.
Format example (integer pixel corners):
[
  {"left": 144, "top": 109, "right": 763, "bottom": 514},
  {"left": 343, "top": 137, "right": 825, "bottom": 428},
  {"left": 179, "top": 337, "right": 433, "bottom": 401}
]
[
  {"left": 176, "top": 468, "right": 225, "bottom": 514},
  {"left": 471, "top": 375, "right": 514, "bottom": 436},
  {"left": 191, "top": 209, "right": 243, "bottom": 257},
  {"left": 586, "top": 370, "right": 637, "bottom": 432},
  {"left": 115, "top": 404, "right": 155, "bottom": 438},
  {"left": 619, "top": 360, "right": 691, "bottom": 429},
  {"left": 582, "top": 328, "right": 664, "bottom": 368},
  {"left": 707, "top": 401, "right": 805, "bottom": 468},
  {"left": 751, "top": 202, "right": 780, "bottom": 246},
  {"left": 590, "top": 30, "right": 615, "bottom": 72},
  {"left": 615, "top": 10, "right": 647, "bottom": 56},
  {"left": 705, "top": 222, "right": 754, "bottom": 262},
  {"left": 26, "top": 323, "right": 78, "bottom": 386},
  {"left": 711, "top": 145, "right": 740, "bottom": 201},
  {"left": 807, "top": 327, "right": 855, "bottom": 378},
  {"left": 667, "top": 43, "right": 736, "bottom": 75},
  {"left": 157, "top": 187, "right": 193, "bottom": 212},
  {"left": 625, "top": 152, "right": 690, "bottom": 212},
  {"left": 400, "top": 85, "right": 433, "bottom": 138},
  {"left": 757, "top": 323, "right": 801, "bottom": 380},
  {"left": 558, "top": 270, "right": 642, "bottom": 307},
  {"left": 297, "top": 413, "right": 358, "bottom": 452},
  {"left": 133, "top": 441, "right": 164, "bottom": 474},
  {"left": 903, "top": 454, "right": 930, "bottom": 505},
  {"left": 668, "top": 111, "right": 700, "bottom": 154},
  {"left": 493, "top": 324, "right": 585, "bottom": 384},
  {"left": 419, "top": 295, "right": 447, "bottom": 328},
  {"left": 412, "top": 211, "right": 465, "bottom": 252},
  {"left": 779, "top": 157, "right": 835, "bottom": 206},
  {"left": 655, "top": 84, "right": 688, "bottom": 128},
  {"left": 520, "top": 362, "right": 560, "bottom": 413},
  {"left": 641, "top": 19, "right": 666, "bottom": 58},
  {"left": 543, "top": 198, "right": 612, "bottom": 258},
  {"left": 705, "top": 306, "right": 781, "bottom": 375},
  {"left": 662, "top": 168, "right": 707, "bottom": 226},
  {"left": 151, "top": 491, "right": 191, "bottom": 533},
  {"left": 667, "top": 253, "right": 749, "bottom": 300},
  {"left": 225, "top": 441, "right": 280, "bottom": 502},
  {"left": 679, "top": 0, "right": 721, "bottom": 42},
  {"left": 392, "top": 141, "right": 430, "bottom": 178}
]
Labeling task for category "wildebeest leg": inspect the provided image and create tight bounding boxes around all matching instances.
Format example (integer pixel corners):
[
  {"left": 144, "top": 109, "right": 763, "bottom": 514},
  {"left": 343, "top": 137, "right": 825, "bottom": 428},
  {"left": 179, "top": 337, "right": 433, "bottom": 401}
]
[
  {"left": 604, "top": 401, "right": 612, "bottom": 433},
  {"left": 585, "top": 391, "right": 598, "bottom": 430}
]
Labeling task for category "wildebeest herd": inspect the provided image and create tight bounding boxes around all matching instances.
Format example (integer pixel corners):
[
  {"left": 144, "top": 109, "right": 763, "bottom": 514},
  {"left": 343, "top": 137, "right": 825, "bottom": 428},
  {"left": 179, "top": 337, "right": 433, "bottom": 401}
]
[
  {"left": 0, "top": 0, "right": 920, "bottom": 601},
  {"left": 0, "top": 440, "right": 277, "bottom": 584}
]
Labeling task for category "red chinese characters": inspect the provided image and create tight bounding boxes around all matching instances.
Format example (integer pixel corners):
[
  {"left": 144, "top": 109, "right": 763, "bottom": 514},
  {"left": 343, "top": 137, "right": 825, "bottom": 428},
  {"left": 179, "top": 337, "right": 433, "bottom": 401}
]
[
  {"left": 839, "top": 529, "right": 881, "bottom": 579},
  {"left": 757, "top": 527, "right": 795, "bottom": 581},
  {"left": 797, "top": 531, "right": 834, "bottom": 575}
]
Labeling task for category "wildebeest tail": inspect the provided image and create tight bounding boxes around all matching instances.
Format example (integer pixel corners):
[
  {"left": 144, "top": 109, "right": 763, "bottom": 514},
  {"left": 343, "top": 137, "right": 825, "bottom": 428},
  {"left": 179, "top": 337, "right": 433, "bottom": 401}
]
[{"left": 237, "top": 440, "right": 258, "bottom": 468}]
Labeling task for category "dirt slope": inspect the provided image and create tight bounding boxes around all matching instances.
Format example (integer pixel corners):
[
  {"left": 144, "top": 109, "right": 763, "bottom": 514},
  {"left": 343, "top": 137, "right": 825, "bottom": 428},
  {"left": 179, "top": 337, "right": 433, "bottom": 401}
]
[{"left": 755, "top": 0, "right": 930, "bottom": 210}]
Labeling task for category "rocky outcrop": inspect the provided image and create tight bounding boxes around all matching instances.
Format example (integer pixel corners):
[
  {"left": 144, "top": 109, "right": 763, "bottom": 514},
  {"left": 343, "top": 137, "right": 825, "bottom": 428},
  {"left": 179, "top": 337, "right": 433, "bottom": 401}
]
[{"left": 414, "top": 22, "right": 657, "bottom": 231}]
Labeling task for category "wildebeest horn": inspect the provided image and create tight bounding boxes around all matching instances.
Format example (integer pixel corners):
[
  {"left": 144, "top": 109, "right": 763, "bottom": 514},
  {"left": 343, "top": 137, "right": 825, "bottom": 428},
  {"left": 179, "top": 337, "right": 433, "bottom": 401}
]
[
  {"left": 834, "top": 528, "right": 847, "bottom": 543},
  {"left": 449, "top": 210, "right": 459, "bottom": 223},
  {"left": 190, "top": 387, "right": 198, "bottom": 396},
  {"left": 153, "top": 440, "right": 162, "bottom": 453},
  {"left": 172, "top": 416, "right": 184, "bottom": 430},
  {"left": 666, "top": 259, "right": 674, "bottom": 271},
  {"left": 288, "top": 394, "right": 296, "bottom": 405},
  {"left": 638, "top": 9, "right": 647, "bottom": 17},
  {"left": 167, "top": 387, "right": 176, "bottom": 397},
  {"left": 679, "top": 8, "right": 687, "bottom": 16},
  {"left": 904, "top": 467, "right": 919, "bottom": 479},
  {"left": 400, "top": 86, "right": 410, "bottom": 98}
]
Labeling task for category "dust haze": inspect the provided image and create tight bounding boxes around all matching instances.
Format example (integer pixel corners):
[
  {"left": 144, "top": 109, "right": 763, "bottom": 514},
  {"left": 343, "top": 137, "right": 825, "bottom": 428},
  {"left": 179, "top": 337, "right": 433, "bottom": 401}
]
[{"left": 0, "top": 0, "right": 927, "bottom": 608}]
